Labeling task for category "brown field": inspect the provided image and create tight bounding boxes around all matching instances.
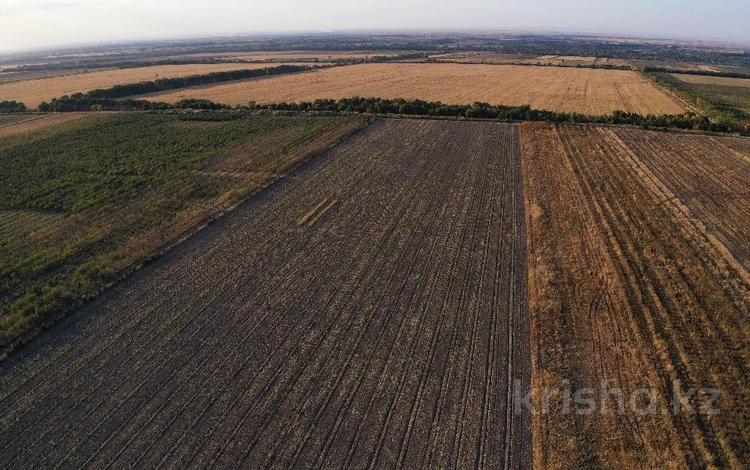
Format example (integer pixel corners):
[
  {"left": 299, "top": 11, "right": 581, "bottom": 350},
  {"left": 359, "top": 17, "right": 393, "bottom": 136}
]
[
  {"left": 0, "top": 211, "right": 66, "bottom": 244},
  {"left": 1, "top": 115, "right": 748, "bottom": 469},
  {"left": 0, "top": 113, "right": 96, "bottom": 140},
  {"left": 0, "top": 63, "right": 309, "bottom": 109},
  {"left": 523, "top": 123, "right": 750, "bottom": 468},
  {"left": 145, "top": 63, "right": 684, "bottom": 115},
  {"left": 671, "top": 73, "right": 750, "bottom": 88},
  {"left": 0, "top": 119, "right": 531, "bottom": 468}
]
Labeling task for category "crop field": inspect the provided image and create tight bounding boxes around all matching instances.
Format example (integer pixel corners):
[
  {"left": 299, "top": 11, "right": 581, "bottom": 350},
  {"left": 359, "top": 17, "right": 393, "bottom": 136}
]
[
  {"left": 653, "top": 73, "right": 750, "bottom": 122},
  {"left": 0, "top": 113, "right": 366, "bottom": 357},
  {"left": 0, "top": 63, "right": 309, "bottom": 109},
  {"left": 0, "top": 119, "right": 531, "bottom": 468},
  {"left": 523, "top": 123, "right": 750, "bottom": 468},
  {"left": 145, "top": 63, "right": 684, "bottom": 115}
]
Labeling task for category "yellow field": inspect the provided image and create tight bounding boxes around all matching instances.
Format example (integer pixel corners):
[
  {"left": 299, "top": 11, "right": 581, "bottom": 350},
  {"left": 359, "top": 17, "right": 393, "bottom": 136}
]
[
  {"left": 672, "top": 73, "right": 750, "bottom": 88},
  {"left": 0, "top": 63, "right": 308, "bottom": 109},
  {"left": 145, "top": 63, "right": 684, "bottom": 115}
]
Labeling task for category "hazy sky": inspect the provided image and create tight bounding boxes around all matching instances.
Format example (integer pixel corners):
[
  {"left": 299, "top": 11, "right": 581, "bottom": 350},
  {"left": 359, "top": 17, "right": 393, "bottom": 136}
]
[{"left": 1, "top": 0, "right": 748, "bottom": 53}]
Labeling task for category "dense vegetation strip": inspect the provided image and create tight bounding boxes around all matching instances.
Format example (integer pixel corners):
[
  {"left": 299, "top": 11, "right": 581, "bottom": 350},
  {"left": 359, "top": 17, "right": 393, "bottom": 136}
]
[
  {"left": 0, "top": 113, "right": 368, "bottom": 359},
  {"left": 644, "top": 71, "right": 750, "bottom": 132},
  {"left": 0, "top": 101, "right": 27, "bottom": 113},
  {"left": 32, "top": 94, "right": 748, "bottom": 135},
  {"left": 643, "top": 66, "right": 750, "bottom": 80}
]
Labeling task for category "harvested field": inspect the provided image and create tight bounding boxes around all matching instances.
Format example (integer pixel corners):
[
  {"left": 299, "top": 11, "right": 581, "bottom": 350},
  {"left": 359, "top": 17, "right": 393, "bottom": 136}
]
[
  {"left": 0, "top": 113, "right": 96, "bottom": 140},
  {"left": 611, "top": 129, "right": 750, "bottom": 268},
  {"left": 0, "top": 119, "right": 531, "bottom": 468},
  {"left": 145, "top": 63, "right": 684, "bottom": 116},
  {"left": 523, "top": 123, "right": 750, "bottom": 468},
  {"left": 0, "top": 63, "right": 309, "bottom": 109},
  {"left": 671, "top": 73, "right": 750, "bottom": 88}
]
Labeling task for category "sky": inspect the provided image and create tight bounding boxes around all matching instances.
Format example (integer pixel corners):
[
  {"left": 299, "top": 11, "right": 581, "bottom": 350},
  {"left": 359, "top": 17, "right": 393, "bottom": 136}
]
[{"left": 1, "top": 0, "right": 749, "bottom": 53}]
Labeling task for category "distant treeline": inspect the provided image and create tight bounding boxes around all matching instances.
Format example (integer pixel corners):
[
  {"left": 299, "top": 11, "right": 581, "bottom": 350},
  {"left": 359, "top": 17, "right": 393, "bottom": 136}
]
[
  {"left": 39, "top": 95, "right": 229, "bottom": 112},
  {"left": 643, "top": 66, "right": 750, "bottom": 80},
  {"left": 0, "top": 101, "right": 28, "bottom": 113},
  {"left": 34, "top": 93, "right": 748, "bottom": 135},
  {"left": 39, "top": 95, "right": 750, "bottom": 135},
  {"left": 426, "top": 59, "right": 632, "bottom": 71},
  {"left": 250, "top": 97, "right": 746, "bottom": 134}
]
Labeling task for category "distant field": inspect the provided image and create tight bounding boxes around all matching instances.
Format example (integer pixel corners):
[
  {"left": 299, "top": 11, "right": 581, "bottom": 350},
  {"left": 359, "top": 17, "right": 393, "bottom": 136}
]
[
  {"left": 659, "top": 73, "right": 750, "bottom": 120},
  {"left": 432, "top": 53, "right": 628, "bottom": 68},
  {"left": 229, "top": 51, "right": 398, "bottom": 62},
  {"left": 0, "top": 113, "right": 96, "bottom": 141},
  {"left": 171, "top": 51, "right": 398, "bottom": 62},
  {"left": 0, "top": 63, "right": 308, "bottom": 108},
  {"left": 145, "top": 63, "right": 684, "bottom": 115},
  {"left": 671, "top": 73, "right": 750, "bottom": 88}
]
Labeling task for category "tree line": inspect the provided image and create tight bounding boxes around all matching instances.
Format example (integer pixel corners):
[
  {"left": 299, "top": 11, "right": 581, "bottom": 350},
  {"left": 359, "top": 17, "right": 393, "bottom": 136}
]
[
  {"left": 250, "top": 97, "right": 746, "bottom": 134},
  {"left": 33, "top": 95, "right": 749, "bottom": 135},
  {"left": 0, "top": 101, "right": 27, "bottom": 113}
]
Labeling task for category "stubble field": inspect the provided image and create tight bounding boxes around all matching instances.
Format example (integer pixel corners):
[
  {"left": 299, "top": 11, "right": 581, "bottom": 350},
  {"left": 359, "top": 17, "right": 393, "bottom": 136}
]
[
  {"left": 143, "top": 63, "right": 684, "bottom": 115},
  {"left": 0, "top": 63, "right": 308, "bottom": 109},
  {"left": 523, "top": 123, "right": 750, "bottom": 468}
]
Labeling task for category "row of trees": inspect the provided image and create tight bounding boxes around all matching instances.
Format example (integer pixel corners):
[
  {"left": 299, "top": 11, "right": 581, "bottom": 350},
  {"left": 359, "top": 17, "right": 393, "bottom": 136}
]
[
  {"left": 250, "top": 97, "right": 746, "bottom": 134},
  {"left": 0, "top": 101, "right": 28, "bottom": 113}
]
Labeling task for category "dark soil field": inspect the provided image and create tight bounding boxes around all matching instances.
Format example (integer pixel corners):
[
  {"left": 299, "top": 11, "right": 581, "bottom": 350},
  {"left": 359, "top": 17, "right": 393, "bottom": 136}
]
[{"left": 0, "top": 119, "right": 531, "bottom": 468}]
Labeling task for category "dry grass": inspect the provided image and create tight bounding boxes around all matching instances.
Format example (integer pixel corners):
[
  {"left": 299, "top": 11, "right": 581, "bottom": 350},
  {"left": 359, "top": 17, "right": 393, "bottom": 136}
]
[
  {"left": 0, "top": 63, "right": 308, "bottom": 109},
  {"left": 145, "top": 63, "right": 684, "bottom": 115},
  {"left": 523, "top": 122, "right": 750, "bottom": 469},
  {"left": 0, "top": 113, "right": 96, "bottom": 140},
  {"left": 671, "top": 73, "right": 750, "bottom": 88}
]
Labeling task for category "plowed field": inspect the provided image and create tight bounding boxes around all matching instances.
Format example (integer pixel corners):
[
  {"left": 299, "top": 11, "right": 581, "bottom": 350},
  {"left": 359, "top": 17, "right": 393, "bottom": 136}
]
[{"left": 0, "top": 119, "right": 531, "bottom": 468}]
